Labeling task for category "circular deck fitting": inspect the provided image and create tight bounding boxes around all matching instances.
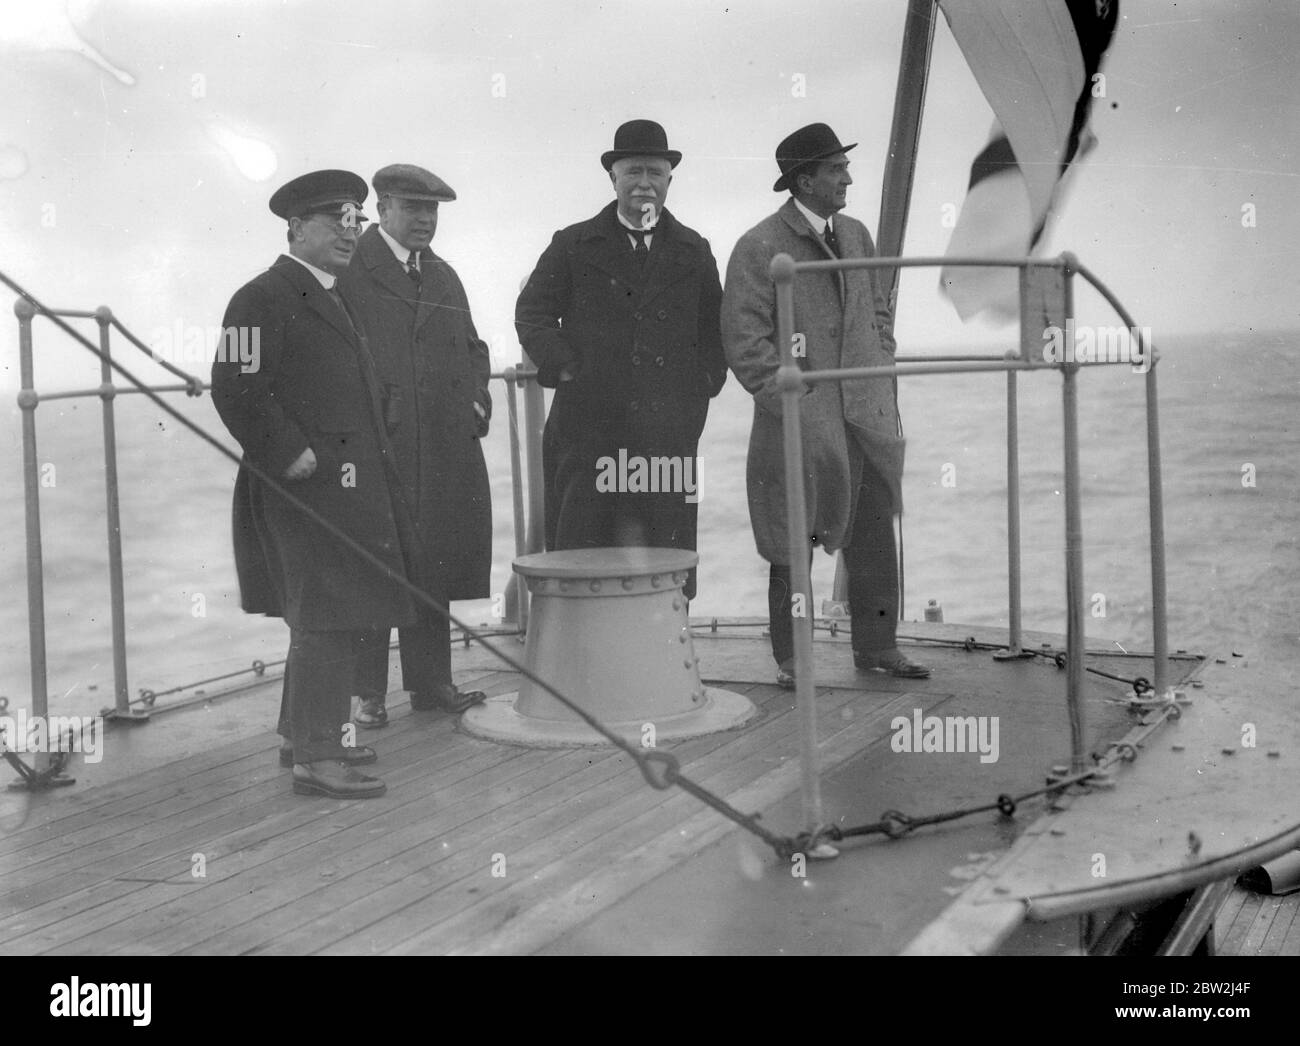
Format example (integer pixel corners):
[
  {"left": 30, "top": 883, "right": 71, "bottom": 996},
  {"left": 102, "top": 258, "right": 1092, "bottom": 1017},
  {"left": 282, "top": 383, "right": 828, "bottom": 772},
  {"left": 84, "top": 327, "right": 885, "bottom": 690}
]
[
  {"left": 464, "top": 547, "right": 756, "bottom": 746},
  {"left": 462, "top": 685, "right": 758, "bottom": 748}
]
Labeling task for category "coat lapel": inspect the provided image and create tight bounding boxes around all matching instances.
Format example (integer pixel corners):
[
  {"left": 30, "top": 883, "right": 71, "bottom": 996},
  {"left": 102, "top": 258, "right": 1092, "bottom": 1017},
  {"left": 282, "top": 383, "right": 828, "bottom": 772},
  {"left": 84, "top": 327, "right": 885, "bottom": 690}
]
[
  {"left": 270, "top": 255, "right": 359, "bottom": 345},
  {"left": 358, "top": 225, "right": 421, "bottom": 314},
  {"left": 636, "top": 211, "right": 696, "bottom": 307},
  {"left": 414, "top": 250, "right": 449, "bottom": 332},
  {"left": 779, "top": 200, "right": 845, "bottom": 307}
]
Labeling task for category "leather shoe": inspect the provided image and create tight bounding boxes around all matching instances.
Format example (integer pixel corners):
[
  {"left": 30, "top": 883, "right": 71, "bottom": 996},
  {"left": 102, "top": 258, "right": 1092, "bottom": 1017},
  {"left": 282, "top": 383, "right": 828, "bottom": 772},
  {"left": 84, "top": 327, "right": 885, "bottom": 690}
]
[
  {"left": 410, "top": 685, "right": 487, "bottom": 713},
  {"left": 354, "top": 698, "right": 388, "bottom": 729},
  {"left": 775, "top": 660, "right": 796, "bottom": 690},
  {"left": 854, "top": 649, "right": 932, "bottom": 679},
  {"left": 279, "top": 742, "right": 377, "bottom": 768},
  {"left": 292, "top": 760, "right": 386, "bottom": 799}
]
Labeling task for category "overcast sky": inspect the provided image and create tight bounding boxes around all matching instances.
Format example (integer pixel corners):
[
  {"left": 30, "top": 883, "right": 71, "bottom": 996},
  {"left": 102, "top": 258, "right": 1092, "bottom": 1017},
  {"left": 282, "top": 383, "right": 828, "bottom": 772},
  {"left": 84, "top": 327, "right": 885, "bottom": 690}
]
[{"left": 1, "top": 0, "right": 1296, "bottom": 392}]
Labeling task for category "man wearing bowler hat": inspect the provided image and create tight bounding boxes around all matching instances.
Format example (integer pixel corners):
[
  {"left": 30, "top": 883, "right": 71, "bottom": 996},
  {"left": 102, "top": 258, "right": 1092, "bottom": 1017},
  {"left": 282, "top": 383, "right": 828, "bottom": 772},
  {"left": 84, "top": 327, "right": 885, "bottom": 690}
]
[
  {"left": 212, "top": 169, "right": 417, "bottom": 798},
  {"left": 721, "top": 123, "right": 930, "bottom": 686},
  {"left": 339, "top": 164, "right": 493, "bottom": 726},
  {"left": 515, "top": 120, "right": 727, "bottom": 598}
]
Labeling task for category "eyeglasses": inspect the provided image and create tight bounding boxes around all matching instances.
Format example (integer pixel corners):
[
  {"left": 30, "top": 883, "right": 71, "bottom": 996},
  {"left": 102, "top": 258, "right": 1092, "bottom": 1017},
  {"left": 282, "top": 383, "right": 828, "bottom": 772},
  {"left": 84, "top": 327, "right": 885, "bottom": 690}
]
[{"left": 304, "top": 212, "right": 368, "bottom": 236}]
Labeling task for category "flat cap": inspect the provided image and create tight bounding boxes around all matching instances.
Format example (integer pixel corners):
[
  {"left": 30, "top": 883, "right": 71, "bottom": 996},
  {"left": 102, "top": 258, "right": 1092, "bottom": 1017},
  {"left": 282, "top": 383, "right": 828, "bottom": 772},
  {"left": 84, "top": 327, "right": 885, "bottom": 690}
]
[
  {"left": 372, "top": 163, "right": 457, "bottom": 202},
  {"left": 268, "top": 169, "right": 369, "bottom": 221}
]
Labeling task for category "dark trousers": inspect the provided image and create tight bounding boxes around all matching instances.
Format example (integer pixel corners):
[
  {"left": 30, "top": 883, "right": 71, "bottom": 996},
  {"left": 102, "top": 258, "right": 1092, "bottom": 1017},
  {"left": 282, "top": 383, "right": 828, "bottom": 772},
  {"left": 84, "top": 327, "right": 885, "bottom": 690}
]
[
  {"left": 768, "top": 469, "right": 899, "bottom": 667},
  {"left": 396, "top": 607, "right": 453, "bottom": 696},
  {"left": 342, "top": 605, "right": 454, "bottom": 706},
  {"left": 547, "top": 438, "right": 700, "bottom": 600},
  {"left": 275, "top": 628, "right": 372, "bottom": 763}
]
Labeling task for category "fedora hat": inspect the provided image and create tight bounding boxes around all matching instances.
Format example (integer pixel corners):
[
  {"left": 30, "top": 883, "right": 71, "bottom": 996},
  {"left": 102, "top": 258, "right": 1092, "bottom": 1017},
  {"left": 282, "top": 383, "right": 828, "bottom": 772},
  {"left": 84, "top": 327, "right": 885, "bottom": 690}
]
[
  {"left": 601, "top": 119, "right": 682, "bottom": 171},
  {"left": 772, "top": 123, "right": 857, "bottom": 192}
]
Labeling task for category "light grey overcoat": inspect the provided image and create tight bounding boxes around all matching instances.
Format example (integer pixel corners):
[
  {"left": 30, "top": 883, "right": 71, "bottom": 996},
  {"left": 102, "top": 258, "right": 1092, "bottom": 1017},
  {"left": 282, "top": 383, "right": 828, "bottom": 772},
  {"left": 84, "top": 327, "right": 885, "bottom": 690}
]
[{"left": 721, "top": 198, "right": 904, "bottom": 565}]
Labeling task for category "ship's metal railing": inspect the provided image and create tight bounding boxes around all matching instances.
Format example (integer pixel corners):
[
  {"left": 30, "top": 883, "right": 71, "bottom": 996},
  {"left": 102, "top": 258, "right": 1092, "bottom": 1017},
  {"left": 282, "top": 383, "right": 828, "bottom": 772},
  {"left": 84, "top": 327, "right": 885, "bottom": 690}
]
[
  {"left": 11, "top": 296, "right": 547, "bottom": 774},
  {"left": 772, "top": 251, "right": 1168, "bottom": 837}
]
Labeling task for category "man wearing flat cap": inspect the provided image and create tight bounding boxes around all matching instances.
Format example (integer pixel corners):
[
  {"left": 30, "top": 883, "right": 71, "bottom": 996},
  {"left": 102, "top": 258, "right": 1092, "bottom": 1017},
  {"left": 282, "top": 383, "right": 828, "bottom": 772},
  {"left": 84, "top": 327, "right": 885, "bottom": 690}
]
[
  {"left": 721, "top": 123, "right": 930, "bottom": 686},
  {"left": 339, "top": 163, "right": 493, "bottom": 725},
  {"left": 212, "top": 169, "right": 417, "bottom": 798},
  {"left": 515, "top": 119, "right": 727, "bottom": 598}
]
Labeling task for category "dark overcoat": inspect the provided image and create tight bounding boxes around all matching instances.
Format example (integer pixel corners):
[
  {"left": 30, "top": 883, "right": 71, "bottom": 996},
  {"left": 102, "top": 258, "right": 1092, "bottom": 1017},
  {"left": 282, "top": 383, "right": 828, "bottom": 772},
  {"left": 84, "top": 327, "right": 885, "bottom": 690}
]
[
  {"left": 515, "top": 201, "right": 727, "bottom": 552},
  {"left": 339, "top": 225, "right": 493, "bottom": 600},
  {"left": 211, "top": 255, "right": 417, "bottom": 631},
  {"left": 721, "top": 198, "right": 904, "bottom": 565}
]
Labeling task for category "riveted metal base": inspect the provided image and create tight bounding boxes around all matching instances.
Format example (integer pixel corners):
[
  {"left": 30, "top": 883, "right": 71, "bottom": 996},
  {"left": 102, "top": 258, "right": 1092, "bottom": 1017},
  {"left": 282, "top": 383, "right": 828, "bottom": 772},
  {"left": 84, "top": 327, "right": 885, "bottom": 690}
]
[{"left": 461, "top": 685, "right": 758, "bottom": 748}]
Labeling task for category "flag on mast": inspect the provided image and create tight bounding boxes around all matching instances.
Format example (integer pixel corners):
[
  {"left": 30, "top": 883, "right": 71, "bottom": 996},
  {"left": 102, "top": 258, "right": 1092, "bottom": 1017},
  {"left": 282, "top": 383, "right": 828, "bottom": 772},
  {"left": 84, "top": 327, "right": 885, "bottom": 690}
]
[{"left": 937, "top": 0, "right": 1120, "bottom": 323}]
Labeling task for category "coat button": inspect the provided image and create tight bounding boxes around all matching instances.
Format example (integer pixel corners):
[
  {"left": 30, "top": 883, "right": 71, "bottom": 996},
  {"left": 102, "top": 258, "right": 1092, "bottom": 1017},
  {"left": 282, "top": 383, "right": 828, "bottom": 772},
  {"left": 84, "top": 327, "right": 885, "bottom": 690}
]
[
  {"left": 655, "top": 356, "right": 664, "bottom": 367},
  {"left": 632, "top": 354, "right": 641, "bottom": 366},
  {"left": 657, "top": 309, "right": 667, "bottom": 320},
  {"left": 634, "top": 311, "right": 643, "bottom": 321},
  {"left": 629, "top": 400, "right": 640, "bottom": 412}
]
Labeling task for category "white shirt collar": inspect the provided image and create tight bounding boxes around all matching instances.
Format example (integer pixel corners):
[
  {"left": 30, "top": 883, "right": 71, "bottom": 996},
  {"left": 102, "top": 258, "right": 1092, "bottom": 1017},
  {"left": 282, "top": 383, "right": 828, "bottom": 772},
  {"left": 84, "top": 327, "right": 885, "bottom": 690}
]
[
  {"left": 377, "top": 222, "right": 420, "bottom": 267},
  {"left": 616, "top": 209, "right": 658, "bottom": 246},
  {"left": 286, "top": 252, "right": 336, "bottom": 289},
  {"left": 792, "top": 196, "right": 830, "bottom": 237}
]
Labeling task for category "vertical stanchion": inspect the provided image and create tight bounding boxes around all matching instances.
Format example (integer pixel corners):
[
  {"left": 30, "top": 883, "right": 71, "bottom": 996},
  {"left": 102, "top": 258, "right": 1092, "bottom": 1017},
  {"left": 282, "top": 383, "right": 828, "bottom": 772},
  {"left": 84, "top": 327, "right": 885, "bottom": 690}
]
[
  {"left": 14, "top": 299, "right": 51, "bottom": 774},
  {"left": 502, "top": 367, "right": 529, "bottom": 634},
  {"left": 992, "top": 361, "right": 1030, "bottom": 661},
  {"left": 1143, "top": 345, "right": 1169, "bottom": 698},
  {"left": 96, "top": 307, "right": 143, "bottom": 722},
  {"left": 771, "top": 254, "right": 826, "bottom": 845},
  {"left": 1059, "top": 267, "right": 1087, "bottom": 773},
  {"left": 520, "top": 354, "right": 546, "bottom": 555}
]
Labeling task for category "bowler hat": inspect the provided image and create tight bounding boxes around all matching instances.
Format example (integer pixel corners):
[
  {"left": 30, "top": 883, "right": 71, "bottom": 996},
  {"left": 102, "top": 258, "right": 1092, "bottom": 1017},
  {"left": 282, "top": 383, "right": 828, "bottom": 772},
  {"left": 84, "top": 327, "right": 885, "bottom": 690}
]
[
  {"left": 772, "top": 123, "right": 857, "bottom": 192},
  {"left": 601, "top": 119, "right": 682, "bottom": 171},
  {"left": 269, "top": 169, "right": 369, "bottom": 221},
  {"left": 372, "top": 163, "right": 457, "bottom": 202}
]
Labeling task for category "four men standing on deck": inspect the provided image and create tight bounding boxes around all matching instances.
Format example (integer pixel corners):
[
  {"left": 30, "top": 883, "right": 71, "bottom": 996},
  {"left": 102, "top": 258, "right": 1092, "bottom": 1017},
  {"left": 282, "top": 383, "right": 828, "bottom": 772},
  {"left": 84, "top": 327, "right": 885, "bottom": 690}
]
[{"left": 214, "top": 122, "right": 931, "bottom": 798}]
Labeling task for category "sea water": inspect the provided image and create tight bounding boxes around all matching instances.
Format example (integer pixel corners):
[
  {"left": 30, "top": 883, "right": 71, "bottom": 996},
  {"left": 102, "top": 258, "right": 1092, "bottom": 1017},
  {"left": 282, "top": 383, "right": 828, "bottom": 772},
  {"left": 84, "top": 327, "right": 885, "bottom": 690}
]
[{"left": 1, "top": 330, "right": 1296, "bottom": 719}]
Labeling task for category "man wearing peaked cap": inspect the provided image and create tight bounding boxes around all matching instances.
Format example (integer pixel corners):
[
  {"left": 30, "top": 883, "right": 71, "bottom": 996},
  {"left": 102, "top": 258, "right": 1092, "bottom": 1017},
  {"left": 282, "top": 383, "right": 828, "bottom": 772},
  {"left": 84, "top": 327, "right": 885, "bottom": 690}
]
[
  {"left": 211, "top": 169, "right": 418, "bottom": 798},
  {"left": 721, "top": 123, "right": 930, "bottom": 687},
  {"left": 515, "top": 120, "right": 727, "bottom": 599},
  {"left": 339, "top": 162, "right": 493, "bottom": 725}
]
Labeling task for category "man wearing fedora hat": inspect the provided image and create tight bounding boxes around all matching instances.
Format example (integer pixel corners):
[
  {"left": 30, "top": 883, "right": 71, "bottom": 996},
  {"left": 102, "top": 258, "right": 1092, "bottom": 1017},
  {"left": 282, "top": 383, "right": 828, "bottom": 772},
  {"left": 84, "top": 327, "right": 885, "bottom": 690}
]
[
  {"left": 212, "top": 169, "right": 418, "bottom": 798},
  {"left": 339, "top": 163, "right": 494, "bottom": 726},
  {"left": 515, "top": 120, "right": 727, "bottom": 597},
  {"left": 721, "top": 123, "right": 930, "bottom": 685}
]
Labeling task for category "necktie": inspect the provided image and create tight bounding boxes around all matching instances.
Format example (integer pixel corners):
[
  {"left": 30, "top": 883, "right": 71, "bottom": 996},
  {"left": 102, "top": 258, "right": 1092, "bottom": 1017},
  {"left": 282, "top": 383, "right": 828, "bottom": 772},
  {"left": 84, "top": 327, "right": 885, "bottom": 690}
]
[
  {"left": 628, "top": 228, "right": 650, "bottom": 268},
  {"left": 405, "top": 250, "right": 421, "bottom": 287},
  {"left": 823, "top": 220, "right": 841, "bottom": 258}
]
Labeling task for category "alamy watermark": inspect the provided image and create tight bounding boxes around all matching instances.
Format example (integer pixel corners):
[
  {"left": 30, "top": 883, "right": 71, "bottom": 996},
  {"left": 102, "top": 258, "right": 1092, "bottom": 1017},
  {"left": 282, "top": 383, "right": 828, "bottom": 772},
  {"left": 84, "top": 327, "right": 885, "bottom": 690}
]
[
  {"left": 594, "top": 449, "right": 701, "bottom": 504},
  {"left": 148, "top": 321, "right": 261, "bottom": 373},
  {"left": 0, "top": 710, "right": 103, "bottom": 764},
  {"left": 890, "top": 708, "right": 999, "bottom": 764},
  {"left": 1042, "top": 319, "right": 1152, "bottom": 373}
]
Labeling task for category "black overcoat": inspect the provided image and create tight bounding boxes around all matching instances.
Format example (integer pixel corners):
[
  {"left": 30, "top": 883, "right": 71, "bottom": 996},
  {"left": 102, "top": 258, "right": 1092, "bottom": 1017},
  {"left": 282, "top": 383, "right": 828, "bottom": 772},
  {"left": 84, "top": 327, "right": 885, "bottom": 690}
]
[
  {"left": 515, "top": 201, "right": 727, "bottom": 553},
  {"left": 211, "top": 256, "right": 417, "bottom": 631},
  {"left": 339, "top": 226, "right": 493, "bottom": 600}
]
